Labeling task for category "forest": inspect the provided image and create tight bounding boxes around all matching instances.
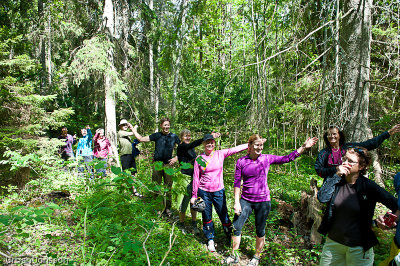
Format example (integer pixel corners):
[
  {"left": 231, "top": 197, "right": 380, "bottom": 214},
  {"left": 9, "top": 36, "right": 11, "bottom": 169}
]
[{"left": 0, "top": 0, "right": 399, "bottom": 265}]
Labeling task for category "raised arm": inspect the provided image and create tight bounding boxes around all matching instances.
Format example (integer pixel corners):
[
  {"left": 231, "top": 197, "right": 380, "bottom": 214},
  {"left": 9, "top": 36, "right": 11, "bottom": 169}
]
[
  {"left": 86, "top": 126, "right": 93, "bottom": 141},
  {"left": 296, "top": 137, "right": 318, "bottom": 154},
  {"left": 222, "top": 143, "right": 248, "bottom": 158},
  {"left": 180, "top": 138, "right": 204, "bottom": 150},
  {"left": 269, "top": 137, "right": 318, "bottom": 165},
  {"left": 132, "top": 124, "right": 150, "bottom": 142},
  {"left": 348, "top": 124, "right": 400, "bottom": 150},
  {"left": 183, "top": 132, "right": 220, "bottom": 150}
]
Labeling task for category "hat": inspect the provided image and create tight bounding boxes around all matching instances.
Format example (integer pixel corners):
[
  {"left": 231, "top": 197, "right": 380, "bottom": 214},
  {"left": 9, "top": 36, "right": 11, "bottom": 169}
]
[
  {"left": 119, "top": 119, "right": 129, "bottom": 126},
  {"left": 203, "top": 134, "right": 215, "bottom": 142}
]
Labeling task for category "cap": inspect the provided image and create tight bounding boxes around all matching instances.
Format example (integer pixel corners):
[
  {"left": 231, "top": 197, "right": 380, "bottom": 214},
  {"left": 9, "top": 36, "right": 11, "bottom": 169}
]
[
  {"left": 119, "top": 119, "right": 129, "bottom": 126},
  {"left": 203, "top": 134, "right": 215, "bottom": 142}
]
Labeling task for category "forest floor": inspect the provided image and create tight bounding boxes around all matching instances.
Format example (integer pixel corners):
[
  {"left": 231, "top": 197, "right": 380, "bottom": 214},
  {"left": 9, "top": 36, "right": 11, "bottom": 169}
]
[{"left": 0, "top": 156, "right": 397, "bottom": 265}]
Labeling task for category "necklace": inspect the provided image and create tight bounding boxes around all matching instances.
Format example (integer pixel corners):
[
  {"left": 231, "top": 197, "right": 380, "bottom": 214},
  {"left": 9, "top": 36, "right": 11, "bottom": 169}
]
[{"left": 332, "top": 147, "right": 340, "bottom": 152}]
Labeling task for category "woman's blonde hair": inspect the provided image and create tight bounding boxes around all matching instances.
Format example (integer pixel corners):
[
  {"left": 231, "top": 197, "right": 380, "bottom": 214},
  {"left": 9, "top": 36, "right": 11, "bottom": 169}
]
[{"left": 180, "top": 129, "right": 191, "bottom": 141}]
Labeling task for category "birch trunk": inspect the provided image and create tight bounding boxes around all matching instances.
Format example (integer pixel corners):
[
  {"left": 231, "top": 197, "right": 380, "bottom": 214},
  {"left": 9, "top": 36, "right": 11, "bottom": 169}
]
[{"left": 103, "top": 0, "right": 120, "bottom": 167}]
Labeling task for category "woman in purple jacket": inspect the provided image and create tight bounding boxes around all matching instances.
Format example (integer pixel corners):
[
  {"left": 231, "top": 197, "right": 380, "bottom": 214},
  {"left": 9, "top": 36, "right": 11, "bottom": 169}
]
[{"left": 224, "top": 134, "right": 317, "bottom": 265}]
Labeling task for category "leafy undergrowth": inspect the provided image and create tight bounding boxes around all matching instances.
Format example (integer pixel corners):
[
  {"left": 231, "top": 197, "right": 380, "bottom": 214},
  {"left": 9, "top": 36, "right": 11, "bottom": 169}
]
[{"left": 0, "top": 155, "right": 398, "bottom": 265}]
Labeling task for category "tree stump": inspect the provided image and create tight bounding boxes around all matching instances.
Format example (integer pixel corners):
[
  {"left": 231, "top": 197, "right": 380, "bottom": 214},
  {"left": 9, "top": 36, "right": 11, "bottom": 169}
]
[{"left": 292, "top": 178, "right": 323, "bottom": 245}]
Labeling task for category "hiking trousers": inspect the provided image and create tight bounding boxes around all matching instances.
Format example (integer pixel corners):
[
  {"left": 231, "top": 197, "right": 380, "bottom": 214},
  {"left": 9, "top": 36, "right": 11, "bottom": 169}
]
[{"left": 198, "top": 188, "right": 232, "bottom": 241}]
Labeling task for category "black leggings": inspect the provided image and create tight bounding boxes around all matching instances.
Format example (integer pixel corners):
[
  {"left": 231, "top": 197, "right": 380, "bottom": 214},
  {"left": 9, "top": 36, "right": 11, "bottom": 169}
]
[{"left": 232, "top": 198, "right": 271, "bottom": 237}]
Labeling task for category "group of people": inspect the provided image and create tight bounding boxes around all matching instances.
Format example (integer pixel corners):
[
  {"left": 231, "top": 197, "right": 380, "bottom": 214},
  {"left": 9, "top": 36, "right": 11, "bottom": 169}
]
[
  {"left": 59, "top": 119, "right": 400, "bottom": 266},
  {"left": 58, "top": 126, "right": 114, "bottom": 176}
]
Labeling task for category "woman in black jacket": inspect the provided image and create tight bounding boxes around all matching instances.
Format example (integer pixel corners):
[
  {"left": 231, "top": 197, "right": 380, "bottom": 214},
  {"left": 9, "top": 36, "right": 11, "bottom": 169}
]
[
  {"left": 315, "top": 124, "right": 400, "bottom": 180},
  {"left": 317, "top": 147, "right": 399, "bottom": 265}
]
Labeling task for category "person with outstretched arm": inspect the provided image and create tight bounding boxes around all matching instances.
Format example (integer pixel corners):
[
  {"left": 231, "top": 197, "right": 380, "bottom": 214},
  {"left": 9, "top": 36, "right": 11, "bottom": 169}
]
[
  {"left": 133, "top": 117, "right": 180, "bottom": 216},
  {"left": 223, "top": 134, "right": 317, "bottom": 265},
  {"left": 118, "top": 119, "right": 141, "bottom": 197},
  {"left": 190, "top": 134, "right": 248, "bottom": 252},
  {"left": 315, "top": 124, "right": 400, "bottom": 180}
]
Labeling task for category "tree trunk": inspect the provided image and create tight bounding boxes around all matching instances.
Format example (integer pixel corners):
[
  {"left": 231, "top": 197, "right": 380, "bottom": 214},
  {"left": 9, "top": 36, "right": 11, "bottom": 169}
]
[
  {"left": 339, "top": 0, "right": 383, "bottom": 186},
  {"left": 149, "top": 0, "right": 155, "bottom": 118},
  {"left": 105, "top": 73, "right": 120, "bottom": 167},
  {"left": 155, "top": 41, "right": 160, "bottom": 132},
  {"left": 38, "top": 0, "right": 46, "bottom": 95},
  {"left": 47, "top": 13, "right": 52, "bottom": 87},
  {"left": 250, "top": 0, "right": 263, "bottom": 126},
  {"left": 103, "top": 0, "right": 120, "bottom": 167},
  {"left": 171, "top": 0, "right": 188, "bottom": 121}
]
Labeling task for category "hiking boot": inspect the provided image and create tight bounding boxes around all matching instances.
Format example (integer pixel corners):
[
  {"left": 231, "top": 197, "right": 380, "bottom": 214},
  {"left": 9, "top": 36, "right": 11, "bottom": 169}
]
[
  {"left": 223, "top": 254, "right": 239, "bottom": 265},
  {"left": 207, "top": 240, "right": 216, "bottom": 252},
  {"left": 247, "top": 256, "right": 260, "bottom": 266},
  {"left": 178, "top": 223, "right": 186, "bottom": 234},
  {"left": 191, "top": 224, "right": 200, "bottom": 235}
]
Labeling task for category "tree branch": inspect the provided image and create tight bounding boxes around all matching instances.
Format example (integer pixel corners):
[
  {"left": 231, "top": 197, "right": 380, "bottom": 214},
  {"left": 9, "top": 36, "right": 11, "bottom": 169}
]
[
  {"left": 230, "top": 7, "right": 354, "bottom": 72},
  {"left": 159, "top": 221, "right": 178, "bottom": 266}
]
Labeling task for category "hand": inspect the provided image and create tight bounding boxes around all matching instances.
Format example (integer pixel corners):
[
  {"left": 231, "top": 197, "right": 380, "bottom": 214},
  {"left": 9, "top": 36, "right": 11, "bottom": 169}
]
[
  {"left": 234, "top": 202, "right": 242, "bottom": 216},
  {"left": 73, "top": 134, "right": 77, "bottom": 138},
  {"left": 376, "top": 215, "right": 388, "bottom": 229},
  {"left": 261, "top": 138, "right": 267, "bottom": 144},
  {"left": 86, "top": 125, "right": 90, "bottom": 129},
  {"left": 304, "top": 137, "right": 318, "bottom": 149},
  {"left": 190, "top": 198, "right": 196, "bottom": 205},
  {"left": 388, "top": 124, "right": 400, "bottom": 135},
  {"left": 168, "top": 157, "right": 178, "bottom": 166},
  {"left": 211, "top": 131, "right": 221, "bottom": 139},
  {"left": 133, "top": 125, "right": 138, "bottom": 131},
  {"left": 336, "top": 164, "right": 351, "bottom": 177}
]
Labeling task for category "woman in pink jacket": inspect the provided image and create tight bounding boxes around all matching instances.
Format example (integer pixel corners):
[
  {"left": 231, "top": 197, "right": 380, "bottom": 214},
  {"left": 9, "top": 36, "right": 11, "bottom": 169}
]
[
  {"left": 190, "top": 134, "right": 248, "bottom": 252},
  {"left": 93, "top": 128, "right": 113, "bottom": 177}
]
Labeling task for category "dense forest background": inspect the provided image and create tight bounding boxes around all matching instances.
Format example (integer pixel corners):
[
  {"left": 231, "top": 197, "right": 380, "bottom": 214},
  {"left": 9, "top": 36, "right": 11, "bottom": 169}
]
[{"left": 0, "top": 0, "right": 400, "bottom": 265}]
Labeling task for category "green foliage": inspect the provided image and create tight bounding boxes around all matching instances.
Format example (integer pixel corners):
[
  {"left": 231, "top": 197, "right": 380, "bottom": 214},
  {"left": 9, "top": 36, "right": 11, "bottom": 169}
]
[{"left": 68, "top": 36, "right": 127, "bottom": 99}]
